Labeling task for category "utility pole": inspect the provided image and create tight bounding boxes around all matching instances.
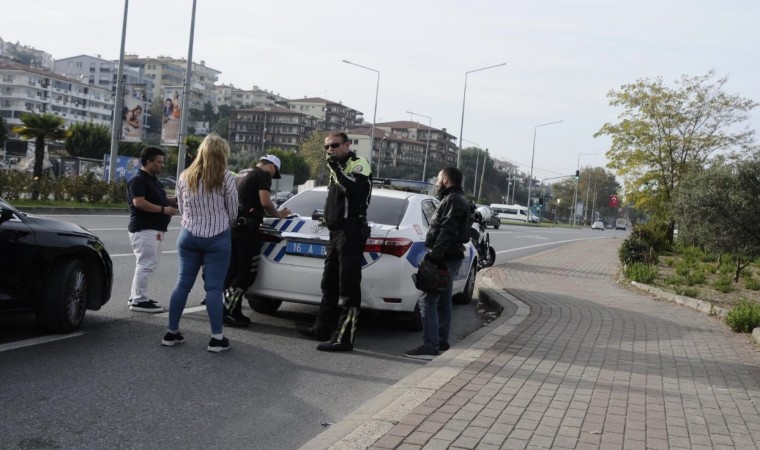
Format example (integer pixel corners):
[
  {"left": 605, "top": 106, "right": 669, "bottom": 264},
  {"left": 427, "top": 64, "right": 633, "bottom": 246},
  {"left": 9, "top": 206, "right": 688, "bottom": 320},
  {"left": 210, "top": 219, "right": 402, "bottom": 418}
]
[{"left": 477, "top": 149, "right": 488, "bottom": 202}]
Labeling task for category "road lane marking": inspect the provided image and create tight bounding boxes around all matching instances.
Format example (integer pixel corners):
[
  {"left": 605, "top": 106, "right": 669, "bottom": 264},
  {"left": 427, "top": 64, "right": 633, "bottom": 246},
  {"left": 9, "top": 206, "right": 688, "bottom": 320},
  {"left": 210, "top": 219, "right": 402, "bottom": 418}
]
[
  {"left": 496, "top": 236, "right": 608, "bottom": 254},
  {"left": 0, "top": 332, "right": 84, "bottom": 353},
  {"left": 155, "top": 305, "right": 207, "bottom": 317},
  {"left": 110, "top": 250, "right": 178, "bottom": 258}
]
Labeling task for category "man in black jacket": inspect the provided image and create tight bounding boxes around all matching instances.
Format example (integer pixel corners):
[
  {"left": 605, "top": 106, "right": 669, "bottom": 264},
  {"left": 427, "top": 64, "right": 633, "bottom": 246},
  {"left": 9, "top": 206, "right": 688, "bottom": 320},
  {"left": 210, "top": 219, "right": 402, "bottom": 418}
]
[
  {"left": 405, "top": 167, "right": 470, "bottom": 360},
  {"left": 297, "top": 132, "right": 371, "bottom": 352}
]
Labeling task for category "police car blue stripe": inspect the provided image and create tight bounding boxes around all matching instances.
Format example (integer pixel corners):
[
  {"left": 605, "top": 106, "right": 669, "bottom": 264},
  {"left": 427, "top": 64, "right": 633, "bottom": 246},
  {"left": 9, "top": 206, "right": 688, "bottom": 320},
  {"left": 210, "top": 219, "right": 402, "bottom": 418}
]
[
  {"left": 292, "top": 220, "right": 305, "bottom": 232},
  {"left": 272, "top": 246, "right": 287, "bottom": 262},
  {"left": 262, "top": 242, "right": 278, "bottom": 257}
]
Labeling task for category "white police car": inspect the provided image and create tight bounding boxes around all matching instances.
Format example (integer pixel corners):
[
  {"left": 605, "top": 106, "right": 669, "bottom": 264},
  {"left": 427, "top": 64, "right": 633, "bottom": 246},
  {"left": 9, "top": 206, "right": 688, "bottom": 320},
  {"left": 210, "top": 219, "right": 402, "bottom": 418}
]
[{"left": 245, "top": 182, "right": 478, "bottom": 329}]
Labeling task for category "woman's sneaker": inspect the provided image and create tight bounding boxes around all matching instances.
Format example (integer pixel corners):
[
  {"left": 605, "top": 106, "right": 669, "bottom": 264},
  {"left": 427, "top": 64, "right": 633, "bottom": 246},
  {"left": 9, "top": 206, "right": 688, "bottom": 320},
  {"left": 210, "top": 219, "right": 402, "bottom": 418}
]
[
  {"left": 207, "top": 337, "right": 230, "bottom": 353},
  {"left": 130, "top": 300, "right": 163, "bottom": 313},
  {"left": 161, "top": 331, "right": 185, "bottom": 346}
]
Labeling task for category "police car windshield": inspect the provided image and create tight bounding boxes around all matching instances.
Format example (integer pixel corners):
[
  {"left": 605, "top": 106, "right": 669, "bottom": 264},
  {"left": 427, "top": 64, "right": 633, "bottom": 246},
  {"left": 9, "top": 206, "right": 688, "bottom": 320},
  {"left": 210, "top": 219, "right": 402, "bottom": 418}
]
[{"left": 282, "top": 190, "right": 408, "bottom": 226}]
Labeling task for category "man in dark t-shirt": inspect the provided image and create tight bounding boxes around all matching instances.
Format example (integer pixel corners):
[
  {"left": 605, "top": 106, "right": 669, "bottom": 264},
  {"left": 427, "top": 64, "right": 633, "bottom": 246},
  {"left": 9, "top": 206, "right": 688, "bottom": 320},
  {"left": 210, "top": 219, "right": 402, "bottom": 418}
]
[
  {"left": 126, "top": 147, "right": 177, "bottom": 313},
  {"left": 222, "top": 155, "right": 291, "bottom": 326}
]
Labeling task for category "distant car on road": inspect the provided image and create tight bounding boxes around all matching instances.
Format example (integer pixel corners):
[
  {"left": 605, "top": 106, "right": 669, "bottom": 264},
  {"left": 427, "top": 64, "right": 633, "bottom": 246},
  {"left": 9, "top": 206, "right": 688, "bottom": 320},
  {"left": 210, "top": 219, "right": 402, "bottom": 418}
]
[
  {"left": 0, "top": 199, "right": 113, "bottom": 332},
  {"left": 591, "top": 221, "right": 605, "bottom": 230},
  {"left": 615, "top": 218, "right": 628, "bottom": 230},
  {"left": 273, "top": 191, "right": 294, "bottom": 207},
  {"left": 158, "top": 177, "right": 176, "bottom": 189}
]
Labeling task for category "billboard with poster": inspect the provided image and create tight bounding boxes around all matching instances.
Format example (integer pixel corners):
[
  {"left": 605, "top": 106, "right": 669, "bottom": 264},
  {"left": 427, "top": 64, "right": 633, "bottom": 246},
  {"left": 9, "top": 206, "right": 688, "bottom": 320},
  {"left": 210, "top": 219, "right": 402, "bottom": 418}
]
[
  {"left": 122, "top": 84, "right": 146, "bottom": 142},
  {"left": 161, "top": 86, "right": 182, "bottom": 146}
]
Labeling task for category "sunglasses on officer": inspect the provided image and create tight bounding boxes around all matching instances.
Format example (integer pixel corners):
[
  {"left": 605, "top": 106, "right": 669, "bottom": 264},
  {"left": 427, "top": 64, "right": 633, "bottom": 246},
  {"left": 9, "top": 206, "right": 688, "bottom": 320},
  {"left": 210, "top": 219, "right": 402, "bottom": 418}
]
[{"left": 323, "top": 142, "right": 344, "bottom": 150}]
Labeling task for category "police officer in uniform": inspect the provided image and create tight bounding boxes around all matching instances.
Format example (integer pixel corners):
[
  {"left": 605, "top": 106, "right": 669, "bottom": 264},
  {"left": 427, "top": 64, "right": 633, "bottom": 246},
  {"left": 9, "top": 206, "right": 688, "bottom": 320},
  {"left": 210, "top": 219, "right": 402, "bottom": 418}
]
[
  {"left": 297, "top": 132, "right": 372, "bottom": 352},
  {"left": 223, "top": 155, "right": 291, "bottom": 326}
]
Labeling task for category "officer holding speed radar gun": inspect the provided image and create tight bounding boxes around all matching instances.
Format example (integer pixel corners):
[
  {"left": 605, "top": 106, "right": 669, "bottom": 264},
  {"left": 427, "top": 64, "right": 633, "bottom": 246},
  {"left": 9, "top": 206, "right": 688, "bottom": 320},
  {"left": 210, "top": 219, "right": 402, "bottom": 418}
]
[
  {"left": 222, "top": 155, "right": 291, "bottom": 326},
  {"left": 297, "top": 132, "right": 372, "bottom": 352}
]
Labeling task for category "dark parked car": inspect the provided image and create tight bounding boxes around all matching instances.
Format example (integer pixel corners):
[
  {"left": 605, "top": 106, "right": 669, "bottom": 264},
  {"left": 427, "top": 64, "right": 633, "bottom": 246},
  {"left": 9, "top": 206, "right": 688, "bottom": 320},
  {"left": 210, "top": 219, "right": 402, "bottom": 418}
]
[
  {"left": 273, "top": 191, "right": 294, "bottom": 207},
  {"left": 0, "top": 199, "right": 113, "bottom": 332}
]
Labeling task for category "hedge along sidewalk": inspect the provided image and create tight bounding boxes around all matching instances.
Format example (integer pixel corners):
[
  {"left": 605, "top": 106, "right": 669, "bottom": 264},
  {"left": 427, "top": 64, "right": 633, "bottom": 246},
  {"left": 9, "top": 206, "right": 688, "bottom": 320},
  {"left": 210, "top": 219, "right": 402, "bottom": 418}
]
[{"left": 629, "top": 279, "right": 760, "bottom": 345}]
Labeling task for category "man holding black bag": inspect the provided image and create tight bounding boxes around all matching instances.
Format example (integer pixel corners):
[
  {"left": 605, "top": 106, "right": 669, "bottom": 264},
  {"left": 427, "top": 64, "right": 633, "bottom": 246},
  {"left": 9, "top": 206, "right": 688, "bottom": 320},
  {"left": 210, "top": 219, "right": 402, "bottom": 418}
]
[
  {"left": 405, "top": 167, "right": 470, "bottom": 360},
  {"left": 223, "top": 155, "right": 291, "bottom": 326}
]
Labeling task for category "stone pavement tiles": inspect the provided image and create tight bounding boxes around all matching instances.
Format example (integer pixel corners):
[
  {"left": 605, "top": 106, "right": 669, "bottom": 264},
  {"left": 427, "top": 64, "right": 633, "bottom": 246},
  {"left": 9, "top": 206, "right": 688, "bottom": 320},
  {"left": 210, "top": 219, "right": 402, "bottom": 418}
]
[{"left": 368, "top": 239, "right": 760, "bottom": 450}]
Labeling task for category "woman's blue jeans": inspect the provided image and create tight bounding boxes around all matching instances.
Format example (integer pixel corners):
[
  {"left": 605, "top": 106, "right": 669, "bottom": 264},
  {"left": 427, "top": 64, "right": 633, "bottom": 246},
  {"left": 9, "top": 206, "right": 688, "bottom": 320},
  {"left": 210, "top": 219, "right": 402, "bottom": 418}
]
[
  {"left": 168, "top": 228, "right": 231, "bottom": 335},
  {"left": 419, "top": 259, "right": 463, "bottom": 351}
]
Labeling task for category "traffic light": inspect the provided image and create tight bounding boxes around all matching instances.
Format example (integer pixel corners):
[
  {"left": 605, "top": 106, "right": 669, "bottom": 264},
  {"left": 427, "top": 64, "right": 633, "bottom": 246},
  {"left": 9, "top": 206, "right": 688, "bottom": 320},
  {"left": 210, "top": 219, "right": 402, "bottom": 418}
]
[{"left": 575, "top": 170, "right": 580, "bottom": 180}]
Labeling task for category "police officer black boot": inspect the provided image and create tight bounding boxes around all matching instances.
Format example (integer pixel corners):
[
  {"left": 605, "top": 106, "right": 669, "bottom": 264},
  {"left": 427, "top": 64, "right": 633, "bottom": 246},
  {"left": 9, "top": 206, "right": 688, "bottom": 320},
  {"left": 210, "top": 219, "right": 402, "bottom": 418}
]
[
  {"left": 316, "top": 307, "right": 358, "bottom": 352},
  {"left": 223, "top": 287, "right": 251, "bottom": 327}
]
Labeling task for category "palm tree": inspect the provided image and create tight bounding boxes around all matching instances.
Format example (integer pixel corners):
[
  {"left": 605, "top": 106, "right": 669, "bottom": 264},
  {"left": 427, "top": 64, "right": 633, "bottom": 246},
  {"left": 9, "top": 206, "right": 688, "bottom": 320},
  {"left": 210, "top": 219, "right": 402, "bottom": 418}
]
[{"left": 13, "top": 113, "right": 68, "bottom": 199}]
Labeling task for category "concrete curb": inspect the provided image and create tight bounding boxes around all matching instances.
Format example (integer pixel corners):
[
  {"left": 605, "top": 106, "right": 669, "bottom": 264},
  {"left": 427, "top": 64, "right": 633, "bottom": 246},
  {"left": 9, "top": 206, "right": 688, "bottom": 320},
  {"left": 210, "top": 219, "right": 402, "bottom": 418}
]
[
  {"left": 299, "top": 274, "right": 528, "bottom": 450},
  {"left": 629, "top": 280, "right": 760, "bottom": 345}
]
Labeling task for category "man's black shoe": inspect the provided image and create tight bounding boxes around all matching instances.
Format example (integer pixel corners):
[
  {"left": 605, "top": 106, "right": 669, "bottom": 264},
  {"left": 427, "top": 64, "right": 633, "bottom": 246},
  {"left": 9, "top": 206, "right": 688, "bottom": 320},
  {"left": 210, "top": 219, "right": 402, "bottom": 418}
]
[
  {"left": 296, "top": 323, "right": 331, "bottom": 341},
  {"left": 223, "top": 313, "right": 251, "bottom": 328},
  {"left": 316, "top": 341, "right": 353, "bottom": 352}
]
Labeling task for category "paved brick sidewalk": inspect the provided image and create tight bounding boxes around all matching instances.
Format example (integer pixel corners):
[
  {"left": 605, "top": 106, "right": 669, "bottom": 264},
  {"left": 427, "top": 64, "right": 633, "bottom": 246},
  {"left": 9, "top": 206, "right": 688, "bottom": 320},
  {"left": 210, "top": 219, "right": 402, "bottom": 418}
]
[{"left": 306, "top": 238, "right": 760, "bottom": 450}]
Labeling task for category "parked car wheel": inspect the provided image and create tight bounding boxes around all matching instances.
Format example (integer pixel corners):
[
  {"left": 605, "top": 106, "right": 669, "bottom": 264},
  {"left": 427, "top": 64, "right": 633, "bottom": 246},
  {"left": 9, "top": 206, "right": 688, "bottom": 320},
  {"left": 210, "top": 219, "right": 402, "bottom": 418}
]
[
  {"left": 400, "top": 304, "right": 423, "bottom": 331},
  {"left": 38, "top": 259, "right": 89, "bottom": 333},
  {"left": 247, "top": 295, "right": 282, "bottom": 314},
  {"left": 453, "top": 263, "right": 477, "bottom": 305},
  {"left": 492, "top": 220, "right": 500, "bottom": 230}
]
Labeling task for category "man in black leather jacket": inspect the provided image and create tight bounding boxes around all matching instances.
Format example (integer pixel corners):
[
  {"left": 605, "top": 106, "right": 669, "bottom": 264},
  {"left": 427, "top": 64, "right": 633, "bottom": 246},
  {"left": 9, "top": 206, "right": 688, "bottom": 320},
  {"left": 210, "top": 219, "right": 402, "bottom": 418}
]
[{"left": 405, "top": 167, "right": 470, "bottom": 360}]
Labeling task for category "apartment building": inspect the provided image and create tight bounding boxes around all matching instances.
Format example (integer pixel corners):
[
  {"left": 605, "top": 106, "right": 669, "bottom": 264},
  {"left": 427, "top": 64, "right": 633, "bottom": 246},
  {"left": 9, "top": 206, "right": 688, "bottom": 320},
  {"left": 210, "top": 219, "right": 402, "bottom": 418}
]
[
  {"left": 374, "top": 121, "right": 459, "bottom": 167},
  {"left": 123, "top": 56, "right": 220, "bottom": 108},
  {"left": 284, "top": 97, "right": 363, "bottom": 132},
  {"left": 212, "top": 84, "right": 286, "bottom": 109},
  {"left": 229, "top": 106, "right": 316, "bottom": 153},
  {"left": 0, "top": 37, "right": 54, "bottom": 70},
  {"left": 54, "top": 54, "right": 154, "bottom": 100},
  {"left": 346, "top": 127, "right": 426, "bottom": 172},
  {"left": 0, "top": 60, "right": 112, "bottom": 128}
]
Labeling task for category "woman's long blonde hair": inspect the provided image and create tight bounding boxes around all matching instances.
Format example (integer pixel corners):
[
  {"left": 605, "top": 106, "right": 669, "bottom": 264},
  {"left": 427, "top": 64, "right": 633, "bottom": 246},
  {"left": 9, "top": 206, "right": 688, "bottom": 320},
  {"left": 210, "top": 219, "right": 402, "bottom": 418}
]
[{"left": 182, "top": 134, "right": 229, "bottom": 194}]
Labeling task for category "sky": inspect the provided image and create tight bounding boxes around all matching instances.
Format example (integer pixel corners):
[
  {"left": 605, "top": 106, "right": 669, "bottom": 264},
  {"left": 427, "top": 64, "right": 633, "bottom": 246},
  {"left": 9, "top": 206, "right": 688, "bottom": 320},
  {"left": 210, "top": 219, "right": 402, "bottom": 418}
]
[{"left": 2, "top": 0, "right": 759, "bottom": 179}]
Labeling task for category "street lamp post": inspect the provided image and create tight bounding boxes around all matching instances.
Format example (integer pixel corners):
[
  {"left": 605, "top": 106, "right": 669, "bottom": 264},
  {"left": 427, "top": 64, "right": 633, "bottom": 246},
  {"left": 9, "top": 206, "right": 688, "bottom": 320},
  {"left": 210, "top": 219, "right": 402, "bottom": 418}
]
[
  {"left": 406, "top": 110, "right": 432, "bottom": 181},
  {"left": 456, "top": 63, "right": 506, "bottom": 169},
  {"left": 343, "top": 60, "right": 379, "bottom": 172},
  {"left": 526, "top": 120, "right": 562, "bottom": 223},
  {"left": 572, "top": 153, "right": 597, "bottom": 226}
]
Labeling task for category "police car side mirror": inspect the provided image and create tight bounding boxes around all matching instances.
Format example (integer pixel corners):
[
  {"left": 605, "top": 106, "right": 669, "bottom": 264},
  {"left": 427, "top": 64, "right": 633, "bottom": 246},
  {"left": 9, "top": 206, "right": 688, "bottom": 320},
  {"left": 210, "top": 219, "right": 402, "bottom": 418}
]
[
  {"left": 0, "top": 207, "right": 13, "bottom": 225},
  {"left": 311, "top": 209, "right": 325, "bottom": 221}
]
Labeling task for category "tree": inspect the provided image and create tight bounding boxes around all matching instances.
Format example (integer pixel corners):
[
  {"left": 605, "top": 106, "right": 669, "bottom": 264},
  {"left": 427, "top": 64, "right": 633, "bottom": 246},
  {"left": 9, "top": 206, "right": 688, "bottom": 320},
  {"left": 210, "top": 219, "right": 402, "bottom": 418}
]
[
  {"left": 65, "top": 122, "right": 111, "bottom": 159},
  {"left": 0, "top": 117, "right": 8, "bottom": 150},
  {"left": 299, "top": 131, "right": 327, "bottom": 184},
  {"left": 13, "top": 113, "right": 68, "bottom": 199},
  {"left": 673, "top": 159, "right": 760, "bottom": 281},
  {"left": 595, "top": 71, "right": 758, "bottom": 226},
  {"left": 267, "top": 148, "right": 311, "bottom": 186}
]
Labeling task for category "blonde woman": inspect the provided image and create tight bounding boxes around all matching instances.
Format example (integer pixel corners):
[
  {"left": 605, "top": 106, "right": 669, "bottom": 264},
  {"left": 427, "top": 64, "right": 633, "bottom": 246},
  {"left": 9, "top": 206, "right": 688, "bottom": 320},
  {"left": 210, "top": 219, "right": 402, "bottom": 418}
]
[{"left": 161, "top": 134, "right": 238, "bottom": 352}]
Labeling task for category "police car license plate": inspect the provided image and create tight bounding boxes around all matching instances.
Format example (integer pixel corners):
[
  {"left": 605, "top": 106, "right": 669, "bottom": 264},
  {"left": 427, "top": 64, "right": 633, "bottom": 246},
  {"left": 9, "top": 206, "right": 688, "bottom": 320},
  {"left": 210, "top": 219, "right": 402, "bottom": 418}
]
[{"left": 286, "top": 241, "right": 327, "bottom": 258}]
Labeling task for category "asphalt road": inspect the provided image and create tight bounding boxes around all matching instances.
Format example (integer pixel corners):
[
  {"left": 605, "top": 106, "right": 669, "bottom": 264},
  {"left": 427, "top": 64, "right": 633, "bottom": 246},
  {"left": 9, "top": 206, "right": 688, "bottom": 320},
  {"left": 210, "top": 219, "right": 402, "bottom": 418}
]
[{"left": 0, "top": 214, "right": 619, "bottom": 449}]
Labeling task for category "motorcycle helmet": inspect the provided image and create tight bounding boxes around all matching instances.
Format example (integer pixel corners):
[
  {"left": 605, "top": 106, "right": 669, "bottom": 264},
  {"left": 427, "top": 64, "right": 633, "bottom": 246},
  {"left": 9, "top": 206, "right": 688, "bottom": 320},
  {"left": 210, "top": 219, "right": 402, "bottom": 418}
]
[{"left": 475, "top": 206, "right": 491, "bottom": 223}]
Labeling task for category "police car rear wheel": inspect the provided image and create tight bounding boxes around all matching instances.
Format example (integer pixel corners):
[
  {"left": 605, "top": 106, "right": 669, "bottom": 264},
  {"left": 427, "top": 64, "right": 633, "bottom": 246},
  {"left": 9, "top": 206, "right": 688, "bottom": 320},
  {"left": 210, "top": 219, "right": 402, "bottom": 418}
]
[{"left": 453, "top": 263, "right": 476, "bottom": 305}]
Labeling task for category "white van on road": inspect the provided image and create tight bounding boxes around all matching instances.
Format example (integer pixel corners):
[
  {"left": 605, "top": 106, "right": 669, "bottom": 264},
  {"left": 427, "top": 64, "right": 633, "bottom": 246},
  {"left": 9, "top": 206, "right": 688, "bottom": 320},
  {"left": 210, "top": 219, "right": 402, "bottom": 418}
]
[{"left": 490, "top": 204, "right": 530, "bottom": 223}]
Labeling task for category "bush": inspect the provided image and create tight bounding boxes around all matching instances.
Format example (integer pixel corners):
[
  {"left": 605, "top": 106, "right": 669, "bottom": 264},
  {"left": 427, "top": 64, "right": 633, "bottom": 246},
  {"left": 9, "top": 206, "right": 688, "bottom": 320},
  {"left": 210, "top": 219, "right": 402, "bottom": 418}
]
[
  {"left": 745, "top": 278, "right": 760, "bottom": 291},
  {"left": 619, "top": 236, "right": 657, "bottom": 266},
  {"left": 631, "top": 221, "right": 671, "bottom": 252},
  {"left": 685, "top": 271, "right": 706, "bottom": 286},
  {"left": 0, "top": 170, "right": 29, "bottom": 200},
  {"left": 714, "top": 276, "right": 734, "bottom": 293},
  {"left": 725, "top": 299, "right": 760, "bottom": 333},
  {"left": 106, "top": 180, "right": 128, "bottom": 204},
  {"left": 674, "top": 286, "right": 699, "bottom": 298},
  {"left": 624, "top": 262, "right": 658, "bottom": 283}
]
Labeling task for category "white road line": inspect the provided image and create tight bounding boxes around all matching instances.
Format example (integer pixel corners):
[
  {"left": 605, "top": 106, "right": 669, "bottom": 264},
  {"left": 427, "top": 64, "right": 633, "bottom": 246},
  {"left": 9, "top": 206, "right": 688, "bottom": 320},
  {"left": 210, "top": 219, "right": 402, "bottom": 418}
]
[
  {"left": 495, "top": 236, "right": 608, "bottom": 254},
  {"left": 86, "top": 227, "right": 182, "bottom": 232},
  {"left": 111, "top": 250, "right": 178, "bottom": 258},
  {"left": 0, "top": 332, "right": 84, "bottom": 353}
]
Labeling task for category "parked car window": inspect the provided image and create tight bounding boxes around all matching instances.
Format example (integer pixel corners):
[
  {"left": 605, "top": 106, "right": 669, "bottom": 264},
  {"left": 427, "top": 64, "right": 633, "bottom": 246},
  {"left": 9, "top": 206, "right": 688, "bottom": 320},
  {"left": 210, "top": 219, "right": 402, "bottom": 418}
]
[{"left": 421, "top": 199, "right": 438, "bottom": 227}]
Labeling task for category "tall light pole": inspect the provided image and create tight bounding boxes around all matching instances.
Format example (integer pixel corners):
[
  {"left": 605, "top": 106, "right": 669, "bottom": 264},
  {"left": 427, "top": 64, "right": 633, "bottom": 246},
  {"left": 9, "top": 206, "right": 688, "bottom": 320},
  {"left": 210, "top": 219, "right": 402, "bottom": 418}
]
[
  {"left": 456, "top": 62, "right": 506, "bottom": 169},
  {"left": 343, "top": 60, "right": 379, "bottom": 172},
  {"left": 107, "top": 0, "right": 129, "bottom": 183},
  {"left": 572, "top": 153, "right": 597, "bottom": 226},
  {"left": 463, "top": 139, "right": 481, "bottom": 196},
  {"left": 176, "top": 0, "right": 197, "bottom": 181},
  {"left": 406, "top": 110, "right": 432, "bottom": 181},
  {"left": 526, "top": 120, "right": 562, "bottom": 222}
]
